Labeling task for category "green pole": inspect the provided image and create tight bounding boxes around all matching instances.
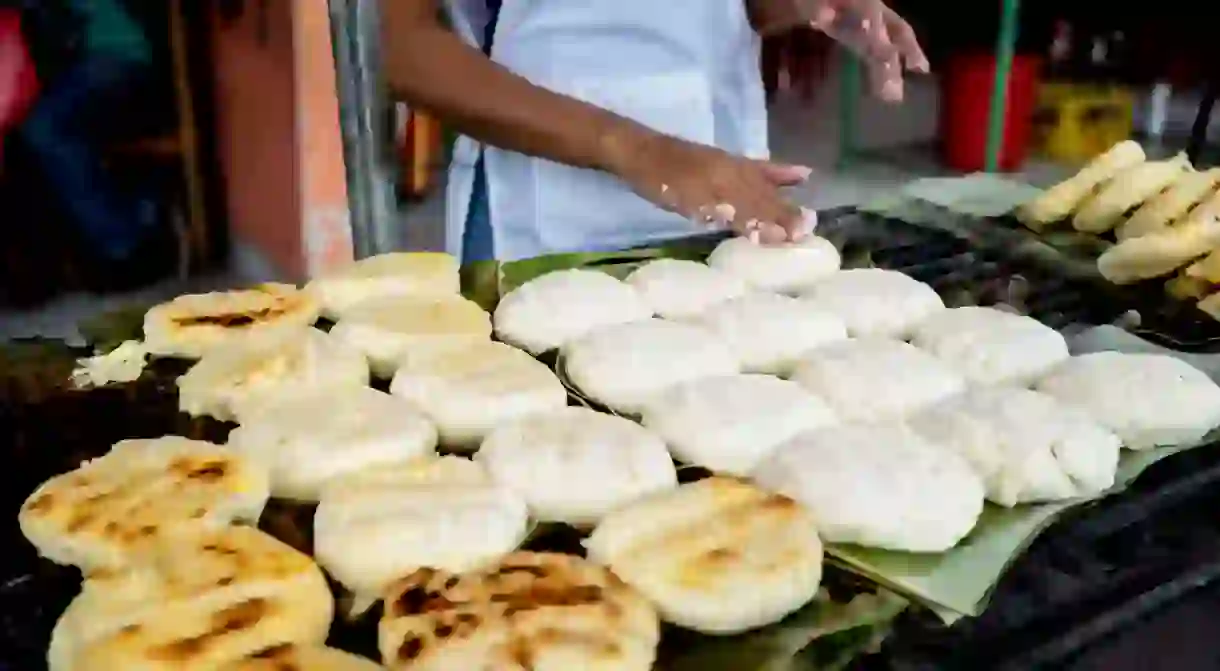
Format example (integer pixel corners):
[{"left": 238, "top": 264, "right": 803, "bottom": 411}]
[
  {"left": 837, "top": 51, "right": 861, "bottom": 172},
  {"left": 985, "top": 0, "right": 1021, "bottom": 172}
]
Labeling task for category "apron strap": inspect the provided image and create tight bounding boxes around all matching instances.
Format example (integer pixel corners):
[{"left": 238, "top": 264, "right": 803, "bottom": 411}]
[{"left": 482, "top": 0, "right": 502, "bottom": 56}]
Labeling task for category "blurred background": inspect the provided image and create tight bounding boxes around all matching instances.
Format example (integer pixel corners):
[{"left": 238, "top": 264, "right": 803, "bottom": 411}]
[{"left": 1, "top": 0, "right": 1218, "bottom": 339}]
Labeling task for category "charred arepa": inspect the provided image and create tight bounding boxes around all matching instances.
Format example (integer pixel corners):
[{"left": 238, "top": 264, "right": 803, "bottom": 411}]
[
  {"left": 143, "top": 284, "right": 320, "bottom": 359},
  {"left": 379, "top": 552, "right": 659, "bottom": 671},
  {"left": 584, "top": 477, "right": 823, "bottom": 634},
  {"left": 19, "top": 436, "right": 269, "bottom": 572},
  {"left": 47, "top": 526, "right": 333, "bottom": 671}
]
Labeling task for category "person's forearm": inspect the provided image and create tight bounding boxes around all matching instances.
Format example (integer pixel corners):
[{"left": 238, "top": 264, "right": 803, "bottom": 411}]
[{"left": 382, "top": 22, "right": 648, "bottom": 175}]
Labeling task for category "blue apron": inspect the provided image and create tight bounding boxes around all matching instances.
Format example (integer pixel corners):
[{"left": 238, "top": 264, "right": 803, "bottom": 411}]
[{"left": 459, "top": 0, "right": 502, "bottom": 264}]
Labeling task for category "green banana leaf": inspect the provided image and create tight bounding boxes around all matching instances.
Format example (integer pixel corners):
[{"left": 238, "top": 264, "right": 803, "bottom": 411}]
[
  {"left": 657, "top": 590, "right": 907, "bottom": 671},
  {"left": 826, "top": 442, "right": 1203, "bottom": 623}
]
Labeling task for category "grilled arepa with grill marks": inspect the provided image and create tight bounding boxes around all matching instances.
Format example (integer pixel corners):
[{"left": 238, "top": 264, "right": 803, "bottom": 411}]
[
  {"left": 379, "top": 552, "right": 659, "bottom": 671},
  {"left": 19, "top": 436, "right": 270, "bottom": 572},
  {"left": 143, "top": 283, "right": 320, "bottom": 359},
  {"left": 47, "top": 526, "right": 333, "bottom": 671},
  {"left": 584, "top": 477, "right": 823, "bottom": 634}
]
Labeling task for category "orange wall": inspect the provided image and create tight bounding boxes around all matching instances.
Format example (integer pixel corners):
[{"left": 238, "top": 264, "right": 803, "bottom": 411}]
[{"left": 210, "top": 0, "right": 352, "bottom": 281}]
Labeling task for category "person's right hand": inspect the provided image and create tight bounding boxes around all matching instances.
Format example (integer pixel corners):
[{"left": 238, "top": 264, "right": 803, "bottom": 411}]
[{"left": 608, "top": 130, "right": 814, "bottom": 244}]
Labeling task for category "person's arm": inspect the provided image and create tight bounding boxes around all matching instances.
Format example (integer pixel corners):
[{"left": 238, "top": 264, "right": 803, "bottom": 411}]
[
  {"left": 382, "top": 0, "right": 648, "bottom": 175},
  {"left": 384, "top": 0, "right": 812, "bottom": 243}
]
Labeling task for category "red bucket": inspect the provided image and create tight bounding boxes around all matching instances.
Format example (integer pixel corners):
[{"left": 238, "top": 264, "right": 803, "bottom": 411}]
[{"left": 940, "top": 52, "right": 1040, "bottom": 172}]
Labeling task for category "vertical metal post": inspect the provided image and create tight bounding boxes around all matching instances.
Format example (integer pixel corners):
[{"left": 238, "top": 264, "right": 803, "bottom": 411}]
[
  {"left": 329, "top": 0, "right": 398, "bottom": 259},
  {"left": 985, "top": 0, "right": 1021, "bottom": 172},
  {"left": 837, "top": 51, "right": 861, "bottom": 172}
]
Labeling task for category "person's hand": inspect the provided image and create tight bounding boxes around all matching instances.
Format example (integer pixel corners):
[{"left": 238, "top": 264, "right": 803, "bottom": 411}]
[
  {"left": 750, "top": 0, "right": 929, "bottom": 102},
  {"left": 607, "top": 130, "right": 814, "bottom": 244}
]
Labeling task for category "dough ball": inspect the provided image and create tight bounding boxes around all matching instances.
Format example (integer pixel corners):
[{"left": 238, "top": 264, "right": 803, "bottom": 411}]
[
  {"left": 640, "top": 374, "right": 839, "bottom": 475},
  {"left": 314, "top": 457, "right": 530, "bottom": 603},
  {"left": 907, "top": 387, "right": 1121, "bottom": 506},
  {"left": 476, "top": 407, "right": 677, "bottom": 526},
  {"left": 562, "top": 318, "right": 738, "bottom": 415},
  {"left": 800, "top": 268, "right": 945, "bottom": 338},
  {"left": 143, "top": 283, "right": 320, "bottom": 359},
  {"left": 226, "top": 386, "right": 438, "bottom": 502},
  {"left": 752, "top": 423, "right": 985, "bottom": 552},
  {"left": 706, "top": 235, "right": 841, "bottom": 294},
  {"left": 176, "top": 328, "right": 370, "bottom": 423},
  {"left": 389, "top": 341, "right": 567, "bottom": 451},
  {"left": 19, "top": 436, "right": 269, "bottom": 572},
  {"left": 305, "top": 251, "right": 461, "bottom": 319},
  {"left": 584, "top": 477, "right": 823, "bottom": 634},
  {"left": 911, "top": 307, "right": 1069, "bottom": 386},
  {"left": 790, "top": 338, "right": 967, "bottom": 423},
  {"left": 625, "top": 259, "right": 746, "bottom": 319},
  {"left": 328, "top": 293, "right": 491, "bottom": 378},
  {"left": 47, "top": 526, "right": 332, "bottom": 671},
  {"left": 379, "top": 552, "right": 659, "bottom": 671},
  {"left": 1034, "top": 352, "right": 1220, "bottom": 449},
  {"left": 686, "top": 292, "right": 848, "bottom": 375},
  {"left": 493, "top": 269, "right": 651, "bottom": 354}
]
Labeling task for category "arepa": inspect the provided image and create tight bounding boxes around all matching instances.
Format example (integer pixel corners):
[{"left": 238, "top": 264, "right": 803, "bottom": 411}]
[
  {"left": 226, "top": 387, "right": 438, "bottom": 502},
  {"left": 684, "top": 293, "right": 847, "bottom": 376},
  {"left": 1035, "top": 352, "right": 1220, "bottom": 450},
  {"left": 562, "top": 318, "right": 738, "bottom": 415},
  {"left": 1117, "top": 167, "right": 1220, "bottom": 240},
  {"left": 388, "top": 341, "right": 567, "bottom": 451},
  {"left": 493, "top": 269, "right": 651, "bottom": 355},
  {"left": 476, "top": 407, "right": 677, "bottom": 526},
  {"left": 305, "top": 251, "right": 461, "bottom": 319},
  {"left": 176, "top": 328, "right": 369, "bottom": 423},
  {"left": 1015, "top": 140, "right": 1146, "bottom": 228},
  {"left": 1072, "top": 152, "right": 1191, "bottom": 234},
  {"left": 910, "top": 307, "right": 1069, "bottom": 386},
  {"left": 624, "top": 259, "right": 746, "bottom": 319},
  {"left": 223, "top": 646, "right": 384, "bottom": 670},
  {"left": 752, "top": 423, "right": 985, "bottom": 552},
  {"left": 328, "top": 293, "right": 491, "bottom": 378},
  {"left": 313, "top": 457, "right": 530, "bottom": 607},
  {"left": 19, "top": 436, "right": 269, "bottom": 572},
  {"left": 1097, "top": 213, "right": 1220, "bottom": 285},
  {"left": 908, "top": 387, "right": 1121, "bottom": 506},
  {"left": 379, "top": 552, "right": 659, "bottom": 671},
  {"left": 640, "top": 374, "right": 838, "bottom": 475},
  {"left": 789, "top": 338, "right": 966, "bottom": 423},
  {"left": 143, "top": 283, "right": 320, "bottom": 359},
  {"left": 706, "top": 234, "right": 841, "bottom": 294},
  {"left": 585, "top": 477, "right": 823, "bottom": 634},
  {"left": 800, "top": 268, "right": 945, "bottom": 339},
  {"left": 47, "top": 526, "right": 332, "bottom": 671}
]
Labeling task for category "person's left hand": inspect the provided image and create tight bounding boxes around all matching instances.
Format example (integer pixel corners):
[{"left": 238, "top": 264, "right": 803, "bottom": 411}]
[{"left": 749, "top": 0, "right": 928, "bottom": 102}]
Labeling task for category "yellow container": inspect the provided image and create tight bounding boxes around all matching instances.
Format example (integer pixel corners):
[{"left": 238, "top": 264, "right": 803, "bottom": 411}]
[{"left": 1032, "top": 82, "right": 1135, "bottom": 164}]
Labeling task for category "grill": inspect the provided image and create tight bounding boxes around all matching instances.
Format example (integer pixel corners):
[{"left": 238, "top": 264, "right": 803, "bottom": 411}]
[{"left": 5, "top": 208, "right": 1220, "bottom": 669}]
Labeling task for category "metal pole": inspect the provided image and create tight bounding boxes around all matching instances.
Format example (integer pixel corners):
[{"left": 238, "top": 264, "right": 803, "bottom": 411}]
[
  {"left": 329, "top": 0, "right": 375, "bottom": 259},
  {"left": 352, "top": 0, "right": 399, "bottom": 255},
  {"left": 837, "top": 51, "right": 861, "bottom": 172},
  {"left": 985, "top": 0, "right": 1021, "bottom": 172}
]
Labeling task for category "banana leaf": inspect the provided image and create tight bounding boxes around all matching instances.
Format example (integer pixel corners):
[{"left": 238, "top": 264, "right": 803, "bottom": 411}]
[
  {"left": 826, "top": 442, "right": 1204, "bottom": 623},
  {"left": 657, "top": 590, "right": 907, "bottom": 671}
]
